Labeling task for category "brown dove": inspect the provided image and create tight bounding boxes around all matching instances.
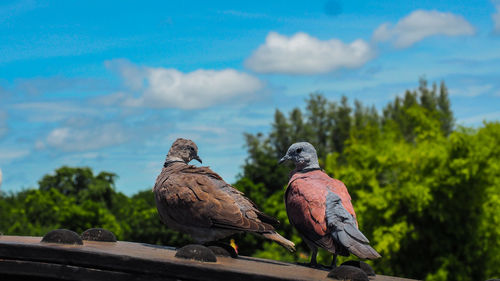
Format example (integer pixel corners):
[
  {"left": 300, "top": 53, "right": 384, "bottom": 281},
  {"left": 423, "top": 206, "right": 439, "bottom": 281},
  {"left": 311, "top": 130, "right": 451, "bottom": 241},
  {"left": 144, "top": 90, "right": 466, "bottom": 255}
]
[
  {"left": 279, "top": 142, "right": 380, "bottom": 267},
  {"left": 153, "top": 138, "right": 295, "bottom": 252}
]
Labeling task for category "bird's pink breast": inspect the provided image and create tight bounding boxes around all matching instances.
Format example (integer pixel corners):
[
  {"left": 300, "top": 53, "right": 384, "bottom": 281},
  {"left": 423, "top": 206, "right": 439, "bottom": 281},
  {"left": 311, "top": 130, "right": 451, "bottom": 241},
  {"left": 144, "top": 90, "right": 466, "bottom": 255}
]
[
  {"left": 287, "top": 181, "right": 329, "bottom": 236},
  {"left": 286, "top": 170, "right": 357, "bottom": 237}
]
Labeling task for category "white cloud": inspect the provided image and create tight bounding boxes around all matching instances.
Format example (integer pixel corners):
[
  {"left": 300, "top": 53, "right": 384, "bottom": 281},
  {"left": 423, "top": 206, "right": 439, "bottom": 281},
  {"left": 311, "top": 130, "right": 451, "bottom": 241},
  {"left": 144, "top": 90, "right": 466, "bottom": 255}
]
[
  {"left": 14, "top": 76, "right": 107, "bottom": 96},
  {"left": 460, "top": 111, "right": 500, "bottom": 125},
  {"left": 493, "top": 0, "right": 500, "bottom": 33},
  {"left": 45, "top": 123, "right": 127, "bottom": 152},
  {"left": 189, "top": 125, "right": 227, "bottom": 135},
  {"left": 107, "top": 60, "right": 264, "bottom": 110},
  {"left": 34, "top": 140, "right": 45, "bottom": 150},
  {"left": 373, "top": 10, "right": 475, "bottom": 48},
  {"left": 90, "top": 92, "right": 128, "bottom": 106},
  {"left": 105, "top": 59, "right": 145, "bottom": 91},
  {"left": 0, "top": 148, "right": 30, "bottom": 161},
  {"left": 450, "top": 84, "right": 494, "bottom": 97},
  {"left": 245, "top": 32, "right": 374, "bottom": 74},
  {"left": 13, "top": 101, "right": 100, "bottom": 122}
]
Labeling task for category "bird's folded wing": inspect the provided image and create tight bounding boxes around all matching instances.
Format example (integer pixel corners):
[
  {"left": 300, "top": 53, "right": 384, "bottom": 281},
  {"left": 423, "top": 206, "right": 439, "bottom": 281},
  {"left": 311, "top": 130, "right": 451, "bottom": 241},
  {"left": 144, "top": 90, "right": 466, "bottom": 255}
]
[
  {"left": 325, "top": 190, "right": 359, "bottom": 233},
  {"left": 326, "top": 190, "right": 380, "bottom": 259},
  {"left": 160, "top": 166, "right": 275, "bottom": 232},
  {"left": 211, "top": 176, "right": 280, "bottom": 227},
  {"left": 186, "top": 165, "right": 280, "bottom": 228}
]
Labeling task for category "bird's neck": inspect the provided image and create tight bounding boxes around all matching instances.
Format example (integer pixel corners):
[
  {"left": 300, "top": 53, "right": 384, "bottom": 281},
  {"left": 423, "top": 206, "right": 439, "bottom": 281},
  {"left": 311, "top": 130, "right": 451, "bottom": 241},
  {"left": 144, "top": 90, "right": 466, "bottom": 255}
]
[
  {"left": 295, "top": 161, "right": 320, "bottom": 173},
  {"left": 290, "top": 163, "right": 321, "bottom": 179},
  {"left": 164, "top": 156, "right": 186, "bottom": 167}
]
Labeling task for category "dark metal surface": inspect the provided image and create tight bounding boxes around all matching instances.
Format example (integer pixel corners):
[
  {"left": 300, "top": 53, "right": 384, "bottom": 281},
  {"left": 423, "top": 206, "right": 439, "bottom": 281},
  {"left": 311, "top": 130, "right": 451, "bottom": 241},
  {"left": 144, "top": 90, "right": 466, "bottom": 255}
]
[
  {"left": 0, "top": 235, "right": 417, "bottom": 281},
  {"left": 41, "top": 229, "right": 83, "bottom": 245},
  {"left": 81, "top": 228, "right": 117, "bottom": 242}
]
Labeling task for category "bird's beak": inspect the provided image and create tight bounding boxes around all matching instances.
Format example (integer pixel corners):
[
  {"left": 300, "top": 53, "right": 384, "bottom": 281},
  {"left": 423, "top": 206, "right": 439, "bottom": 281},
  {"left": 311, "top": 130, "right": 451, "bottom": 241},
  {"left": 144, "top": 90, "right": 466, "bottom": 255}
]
[
  {"left": 278, "top": 155, "right": 289, "bottom": 165},
  {"left": 194, "top": 155, "right": 202, "bottom": 164}
]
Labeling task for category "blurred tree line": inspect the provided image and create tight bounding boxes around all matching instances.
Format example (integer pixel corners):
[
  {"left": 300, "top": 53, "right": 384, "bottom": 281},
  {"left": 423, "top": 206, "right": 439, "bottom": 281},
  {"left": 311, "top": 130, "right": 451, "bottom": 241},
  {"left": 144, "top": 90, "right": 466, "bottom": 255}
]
[
  {"left": 0, "top": 167, "right": 192, "bottom": 247},
  {"left": 0, "top": 79, "right": 498, "bottom": 281}
]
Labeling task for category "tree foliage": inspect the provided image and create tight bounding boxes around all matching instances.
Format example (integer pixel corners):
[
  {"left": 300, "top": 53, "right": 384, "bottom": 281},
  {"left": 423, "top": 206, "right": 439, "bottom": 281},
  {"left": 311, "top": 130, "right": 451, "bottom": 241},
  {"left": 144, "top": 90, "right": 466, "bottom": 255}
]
[
  {"left": 0, "top": 79, "right": 498, "bottom": 281},
  {"left": 0, "top": 166, "right": 192, "bottom": 248}
]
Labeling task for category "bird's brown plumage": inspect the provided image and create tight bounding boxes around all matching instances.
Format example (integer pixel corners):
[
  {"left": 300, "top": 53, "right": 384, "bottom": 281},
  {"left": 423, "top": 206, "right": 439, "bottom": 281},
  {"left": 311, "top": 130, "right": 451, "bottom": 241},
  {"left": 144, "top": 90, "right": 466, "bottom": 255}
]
[{"left": 153, "top": 138, "right": 295, "bottom": 252}]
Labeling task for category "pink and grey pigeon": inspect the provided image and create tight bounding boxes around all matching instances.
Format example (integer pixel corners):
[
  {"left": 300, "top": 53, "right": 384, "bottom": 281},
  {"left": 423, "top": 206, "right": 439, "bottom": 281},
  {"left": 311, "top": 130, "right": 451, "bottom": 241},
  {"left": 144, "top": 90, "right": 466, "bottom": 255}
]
[
  {"left": 153, "top": 138, "right": 295, "bottom": 252},
  {"left": 279, "top": 142, "right": 380, "bottom": 267}
]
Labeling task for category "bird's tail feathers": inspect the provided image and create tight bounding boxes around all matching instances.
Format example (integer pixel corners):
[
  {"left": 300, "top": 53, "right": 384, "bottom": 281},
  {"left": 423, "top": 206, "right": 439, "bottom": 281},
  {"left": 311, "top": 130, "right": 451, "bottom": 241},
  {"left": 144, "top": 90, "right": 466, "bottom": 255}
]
[
  {"left": 261, "top": 232, "right": 296, "bottom": 252},
  {"left": 348, "top": 241, "right": 381, "bottom": 259},
  {"left": 338, "top": 225, "right": 381, "bottom": 260}
]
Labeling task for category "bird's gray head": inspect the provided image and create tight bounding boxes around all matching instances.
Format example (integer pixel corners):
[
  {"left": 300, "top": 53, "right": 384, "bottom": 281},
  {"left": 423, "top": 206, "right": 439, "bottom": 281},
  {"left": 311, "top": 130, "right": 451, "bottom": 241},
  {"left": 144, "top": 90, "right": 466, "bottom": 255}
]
[
  {"left": 278, "top": 142, "right": 320, "bottom": 171},
  {"left": 165, "top": 138, "right": 202, "bottom": 165}
]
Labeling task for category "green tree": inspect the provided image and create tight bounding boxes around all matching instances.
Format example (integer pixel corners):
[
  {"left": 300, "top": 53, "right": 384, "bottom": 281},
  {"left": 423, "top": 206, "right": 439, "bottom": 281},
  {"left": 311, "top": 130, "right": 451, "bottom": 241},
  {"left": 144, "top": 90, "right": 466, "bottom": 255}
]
[
  {"left": 0, "top": 187, "right": 123, "bottom": 238},
  {"left": 437, "top": 81, "right": 454, "bottom": 136},
  {"left": 118, "top": 190, "right": 192, "bottom": 246},
  {"left": 330, "top": 96, "right": 352, "bottom": 155},
  {"left": 305, "top": 93, "right": 330, "bottom": 156},
  {"left": 289, "top": 107, "right": 310, "bottom": 143},
  {"left": 38, "top": 166, "right": 118, "bottom": 209},
  {"left": 270, "top": 109, "right": 291, "bottom": 159}
]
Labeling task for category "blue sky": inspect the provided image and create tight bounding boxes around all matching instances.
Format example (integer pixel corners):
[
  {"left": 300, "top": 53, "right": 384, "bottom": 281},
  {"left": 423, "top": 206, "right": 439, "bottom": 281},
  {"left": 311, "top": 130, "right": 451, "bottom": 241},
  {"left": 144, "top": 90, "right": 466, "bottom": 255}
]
[{"left": 1, "top": 0, "right": 500, "bottom": 195}]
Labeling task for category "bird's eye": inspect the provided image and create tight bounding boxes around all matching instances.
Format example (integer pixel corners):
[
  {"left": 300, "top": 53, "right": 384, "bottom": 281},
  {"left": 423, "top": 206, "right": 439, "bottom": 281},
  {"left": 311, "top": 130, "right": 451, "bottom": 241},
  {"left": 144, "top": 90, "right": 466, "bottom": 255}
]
[
  {"left": 189, "top": 146, "right": 194, "bottom": 151},
  {"left": 296, "top": 148, "right": 303, "bottom": 153}
]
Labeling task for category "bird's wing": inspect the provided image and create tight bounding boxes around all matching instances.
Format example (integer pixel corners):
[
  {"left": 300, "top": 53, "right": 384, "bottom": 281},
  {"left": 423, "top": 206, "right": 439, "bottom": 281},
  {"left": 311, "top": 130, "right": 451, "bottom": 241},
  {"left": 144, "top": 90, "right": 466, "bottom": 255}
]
[
  {"left": 159, "top": 165, "right": 276, "bottom": 232},
  {"left": 324, "top": 177, "right": 357, "bottom": 223},
  {"left": 154, "top": 166, "right": 211, "bottom": 228},
  {"left": 183, "top": 165, "right": 280, "bottom": 226},
  {"left": 325, "top": 190, "right": 380, "bottom": 259},
  {"left": 217, "top": 180, "right": 280, "bottom": 227}
]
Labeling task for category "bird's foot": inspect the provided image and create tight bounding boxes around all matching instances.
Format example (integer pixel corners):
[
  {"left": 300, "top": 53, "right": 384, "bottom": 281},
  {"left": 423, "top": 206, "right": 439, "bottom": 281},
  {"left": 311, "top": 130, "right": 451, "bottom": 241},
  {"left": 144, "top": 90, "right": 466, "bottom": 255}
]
[
  {"left": 174, "top": 244, "right": 217, "bottom": 262},
  {"left": 204, "top": 241, "right": 238, "bottom": 258}
]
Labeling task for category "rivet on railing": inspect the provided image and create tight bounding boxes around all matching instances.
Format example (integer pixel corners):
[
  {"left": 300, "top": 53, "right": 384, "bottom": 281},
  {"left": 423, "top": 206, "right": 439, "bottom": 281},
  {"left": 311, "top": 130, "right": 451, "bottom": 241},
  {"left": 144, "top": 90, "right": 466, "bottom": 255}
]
[
  {"left": 41, "top": 229, "right": 83, "bottom": 245},
  {"left": 174, "top": 244, "right": 217, "bottom": 262},
  {"left": 328, "top": 265, "right": 368, "bottom": 281},
  {"left": 341, "top": 260, "right": 375, "bottom": 276},
  {"left": 81, "top": 228, "right": 117, "bottom": 242}
]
